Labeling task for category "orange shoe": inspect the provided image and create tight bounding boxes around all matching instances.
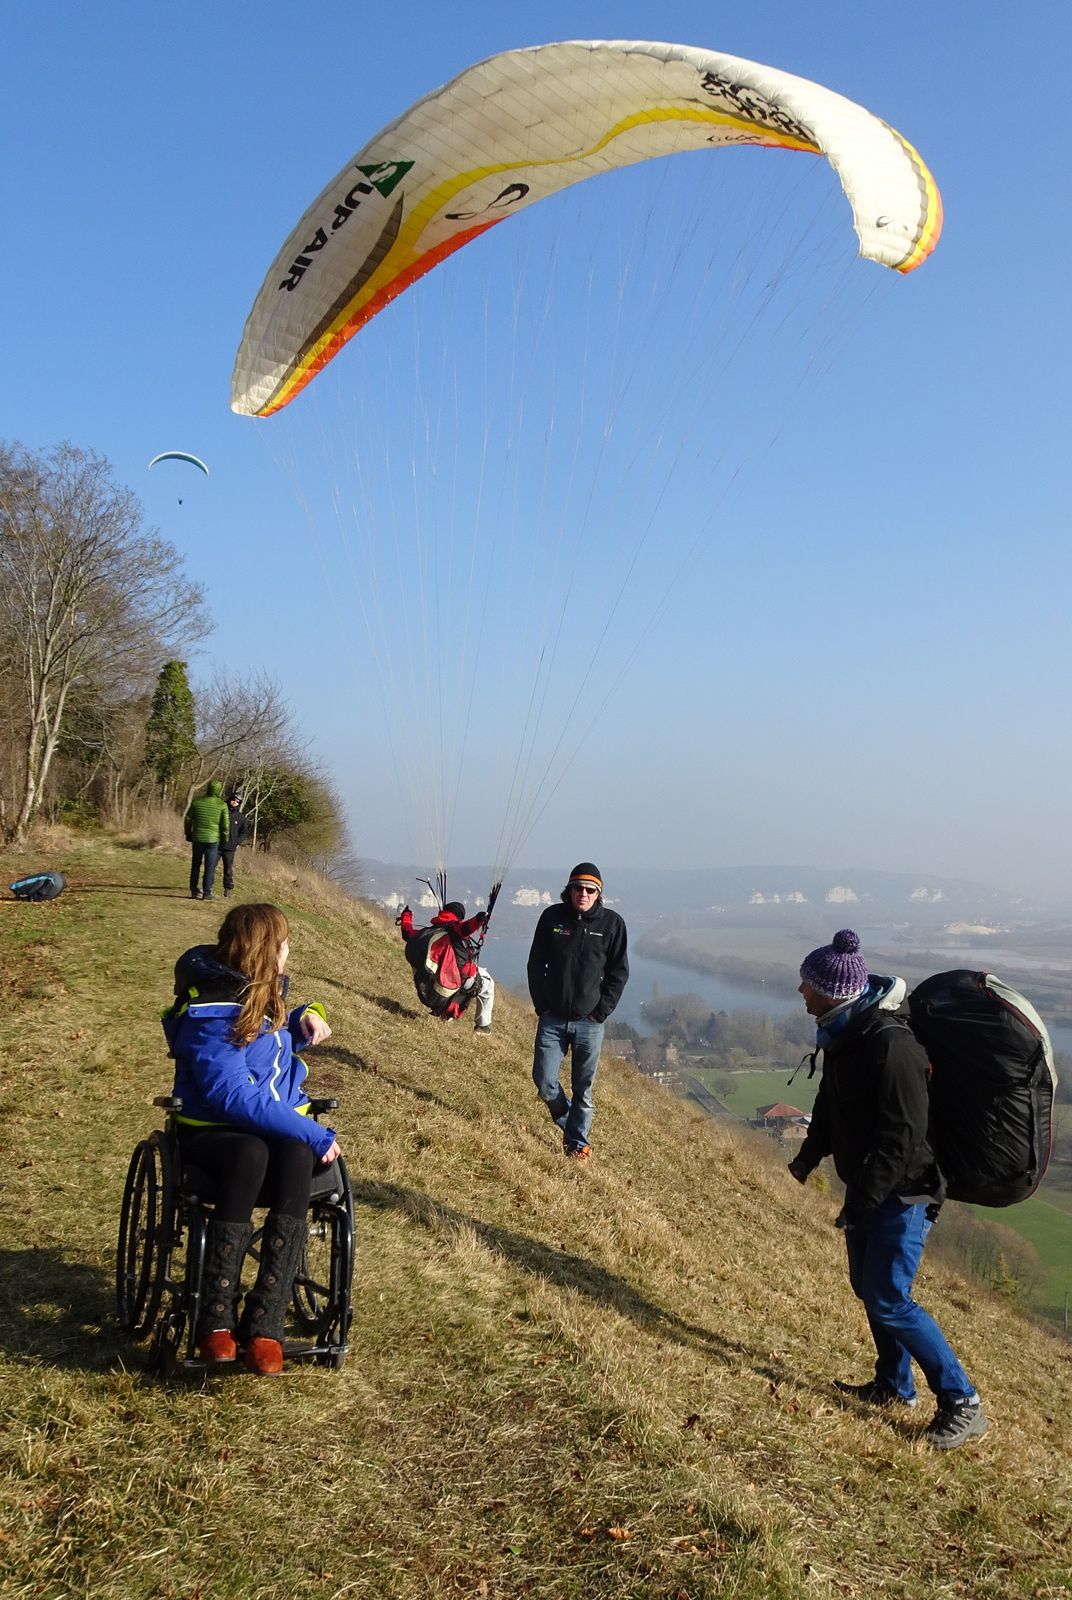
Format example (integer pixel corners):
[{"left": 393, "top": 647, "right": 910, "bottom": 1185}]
[
  {"left": 565, "top": 1144, "right": 592, "bottom": 1164},
  {"left": 198, "top": 1329, "right": 238, "bottom": 1364},
  {"left": 244, "top": 1336, "right": 284, "bottom": 1376}
]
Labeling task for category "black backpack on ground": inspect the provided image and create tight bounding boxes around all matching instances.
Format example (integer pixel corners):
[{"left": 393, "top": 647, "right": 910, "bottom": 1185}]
[
  {"left": 9, "top": 870, "right": 67, "bottom": 902},
  {"left": 908, "top": 969, "right": 1057, "bottom": 1207}
]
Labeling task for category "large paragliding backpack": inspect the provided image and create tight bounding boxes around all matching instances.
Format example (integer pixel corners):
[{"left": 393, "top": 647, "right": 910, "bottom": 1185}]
[
  {"left": 405, "top": 924, "right": 479, "bottom": 1017},
  {"left": 9, "top": 870, "right": 67, "bottom": 903},
  {"left": 908, "top": 970, "right": 1057, "bottom": 1207}
]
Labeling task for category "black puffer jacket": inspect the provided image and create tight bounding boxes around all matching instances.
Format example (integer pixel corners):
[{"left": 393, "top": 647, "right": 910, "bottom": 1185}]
[
  {"left": 794, "top": 978, "right": 942, "bottom": 1221},
  {"left": 526, "top": 897, "right": 628, "bottom": 1023}
]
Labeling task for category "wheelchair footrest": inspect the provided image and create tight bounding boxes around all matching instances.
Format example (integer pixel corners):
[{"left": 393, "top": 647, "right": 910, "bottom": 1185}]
[{"left": 168, "top": 1339, "right": 349, "bottom": 1374}]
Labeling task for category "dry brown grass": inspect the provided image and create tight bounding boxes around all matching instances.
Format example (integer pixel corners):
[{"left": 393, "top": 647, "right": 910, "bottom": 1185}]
[{"left": 1, "top": 833, "right": 1070, "bottom": 1599}]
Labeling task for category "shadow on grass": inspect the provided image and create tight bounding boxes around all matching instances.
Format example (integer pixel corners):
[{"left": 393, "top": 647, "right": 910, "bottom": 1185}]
[
  {"left": 70, "top": 883, "right": 186, "bottom": 895},
  {"left": 352, "top": 1179, "right": 774, "bottom": 1374},
  {"left": 0, "top": 1247, "right": 127, "bottom": 1371},
  {"left": 368, "top": 995, "right": 421, "bottom": 1019},
  {"left": 302, "top": 971, "right": 422, "bottom": 1022},
  {"left": 316, "top": 1045, "right": 456, "bottom": 1113}
]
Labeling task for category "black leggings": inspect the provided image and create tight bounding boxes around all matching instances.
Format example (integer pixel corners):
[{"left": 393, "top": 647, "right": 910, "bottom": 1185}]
[{"left": 178, "top": 1128, "right": 315, "bottom": 1221}]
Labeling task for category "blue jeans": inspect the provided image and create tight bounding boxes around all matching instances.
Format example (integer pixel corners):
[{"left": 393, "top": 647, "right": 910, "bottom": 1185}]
[
  {"left": 844, "top": 1197, "right": 976, "bottom": 1404},
  {"left": 189, "top": 842, "right": 219, "bottom": 897},
  {"left": 532, "top": 1013, "right": 604, "bottom": 1150}
]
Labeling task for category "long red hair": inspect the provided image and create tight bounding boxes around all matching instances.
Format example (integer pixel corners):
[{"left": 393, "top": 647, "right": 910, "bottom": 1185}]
[{"left": 215, "top": 903, "right": 289, "bottom": 1044}]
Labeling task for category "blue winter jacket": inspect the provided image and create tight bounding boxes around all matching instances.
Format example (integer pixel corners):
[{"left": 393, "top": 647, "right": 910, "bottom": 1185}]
[{"left": 161, "top": 945, "right": 335, "bottom": 1158}]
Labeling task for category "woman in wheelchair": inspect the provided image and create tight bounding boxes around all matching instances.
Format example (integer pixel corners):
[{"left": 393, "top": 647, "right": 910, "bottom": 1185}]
[{"left": 163, "top": 902, "right": 342, "bottom": 1375}]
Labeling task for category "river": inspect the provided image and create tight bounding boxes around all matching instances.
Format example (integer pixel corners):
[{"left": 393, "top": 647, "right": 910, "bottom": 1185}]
[
  {"left": 485, "top": 935, "right": 800, "bottom": 1034},
  {"left": 484, "top": 934, "right": 1072, "bottom": 1052}
]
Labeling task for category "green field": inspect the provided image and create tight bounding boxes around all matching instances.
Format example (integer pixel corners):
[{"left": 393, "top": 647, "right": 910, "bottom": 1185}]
[
  {"left": 970, "top": 1193, "right": 1072, "bottom": 1326},
  {"left": 690, "top": 1066, "right": 819, "bottom": 1121}
]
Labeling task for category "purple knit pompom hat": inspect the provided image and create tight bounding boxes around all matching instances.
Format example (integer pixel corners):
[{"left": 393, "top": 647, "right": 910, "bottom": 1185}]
[{"left": 799, "top": 929, "right": 869, "bottom": 1002}]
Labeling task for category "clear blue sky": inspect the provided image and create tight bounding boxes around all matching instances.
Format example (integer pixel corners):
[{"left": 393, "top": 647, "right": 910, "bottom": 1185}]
[{"left": 4, "top": 2, "right": 1070, "bottom": 900}]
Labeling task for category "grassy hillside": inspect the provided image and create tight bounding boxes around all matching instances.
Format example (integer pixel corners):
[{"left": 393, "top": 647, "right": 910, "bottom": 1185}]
[
  {"left": 1, "top": 833, "right": 1071, "bottom": 1600},
  {"left": 692, "top": 1070, "right": 1072, "bottom": 1331}
]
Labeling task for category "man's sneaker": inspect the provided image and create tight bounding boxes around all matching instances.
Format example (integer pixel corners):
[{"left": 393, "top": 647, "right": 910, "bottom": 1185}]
[
  {"left": 565, "top": 1144, "right": 592, "bottom": 1164},
  {"left": 834, "top": 1378, "right": 917, "bottom": 1410},
  {"left": 924, "top": 1398, "right": 989, "bottom": 1451},
  {"left": 190, "top": 891, "right": 201, "bottom": 900},
  {"left": 474, "top": 1023, "right": 491, "bottom": 1033}
]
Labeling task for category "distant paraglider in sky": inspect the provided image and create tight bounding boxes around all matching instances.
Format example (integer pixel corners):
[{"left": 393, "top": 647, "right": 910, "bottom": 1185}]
[
  {"left": 147, "top": 450, "right": 210, "bottom": 504},
  {"left": 148, "top": 451, "right": 210, "bottom": 474}
]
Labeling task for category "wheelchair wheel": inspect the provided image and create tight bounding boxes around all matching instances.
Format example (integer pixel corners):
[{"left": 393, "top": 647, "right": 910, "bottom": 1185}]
[
  {"left": 292, "top": 1156, "right": 354, "bottom": 1337},
  {"left": 116, "top": 1131, "right": 176, "bottom": 1338}
]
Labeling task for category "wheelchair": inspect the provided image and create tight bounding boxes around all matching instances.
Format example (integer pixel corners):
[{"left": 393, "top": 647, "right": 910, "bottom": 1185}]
[{"left": 116, "top": 1095, "right": 354, "bottom": 1376}]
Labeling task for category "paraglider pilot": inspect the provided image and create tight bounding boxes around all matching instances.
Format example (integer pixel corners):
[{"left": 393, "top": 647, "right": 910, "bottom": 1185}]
[{"left": 398, "top": 901, "right": 495, "bottom": 1031}]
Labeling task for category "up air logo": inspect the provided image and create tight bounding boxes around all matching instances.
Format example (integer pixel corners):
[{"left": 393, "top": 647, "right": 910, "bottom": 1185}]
[{"left": 278, "top": 161, "right": 414, "bottom": 292}]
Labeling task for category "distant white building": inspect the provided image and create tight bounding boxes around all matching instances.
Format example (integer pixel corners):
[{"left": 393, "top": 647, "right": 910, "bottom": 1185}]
[{"left": 513, "top": 886, "right": 551, "bottom": 907}]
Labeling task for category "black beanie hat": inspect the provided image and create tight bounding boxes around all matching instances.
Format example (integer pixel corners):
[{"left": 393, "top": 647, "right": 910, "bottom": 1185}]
[
  {"left": 443, "top": 901, "right": 466, "bottom": 918},
  {"left": 567, "top": 862, "right": 602, "bottom": 892}
]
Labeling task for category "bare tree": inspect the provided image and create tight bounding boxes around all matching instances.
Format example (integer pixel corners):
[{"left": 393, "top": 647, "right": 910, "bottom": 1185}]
[
  {"left": 53, "top": 680, "right": 153, "bottom": 824},
  {"left": 180, "top": 671, "right": 296, "bottom": 812},
  {"left": 0, "top": 441, "right": 210, "bottom": 843}
]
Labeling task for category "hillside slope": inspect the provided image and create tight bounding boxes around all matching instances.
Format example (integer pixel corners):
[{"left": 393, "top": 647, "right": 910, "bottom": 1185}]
[{"left": 1, "top": 836, "right": 1070, "bottom": 1600}]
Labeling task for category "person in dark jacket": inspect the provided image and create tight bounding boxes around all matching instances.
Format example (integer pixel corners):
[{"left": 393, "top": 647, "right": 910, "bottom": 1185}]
[
  {"left": 788, "top": 929, "right": 988, "bottom": 1451},
  {"left": 220, "top": 789, "right": 251, "bottom": 900},
  {"left": 162, "top": 902, "right": 339, "bottom": 1375},
  {"left": 397, "top": 900, "right": 495, "bottom": 1029},
  {"left": 183, "top": 779, "right": 230, "bottom": 901},
  {"left": 526, "top": 862, "right": 628, "bottom": 1163}
]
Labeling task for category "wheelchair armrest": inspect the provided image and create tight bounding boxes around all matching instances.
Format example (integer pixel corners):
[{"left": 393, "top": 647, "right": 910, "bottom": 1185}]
[
  {"left": 153, "top": 1095, "right": 183, "bottom": 1111},
  {"left": 308, "top": 1098, "right": 338, "bottom": 1118}
]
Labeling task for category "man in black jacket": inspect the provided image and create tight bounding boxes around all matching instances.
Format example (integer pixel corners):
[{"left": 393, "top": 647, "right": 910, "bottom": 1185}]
[
  {"left": 220, "top": 790, "right": 251, "bottom": 900},
  {"left": 788, "top": 929, "right": 988, "bottom": 1451},
  {"left": 526, "top": 862, "right": 628, "bottom": 1163}
]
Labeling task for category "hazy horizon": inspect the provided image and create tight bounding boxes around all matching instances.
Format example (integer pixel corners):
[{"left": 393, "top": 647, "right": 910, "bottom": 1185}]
[{"left": 356, "top": 854, "right": 1070, "bottom": 911}]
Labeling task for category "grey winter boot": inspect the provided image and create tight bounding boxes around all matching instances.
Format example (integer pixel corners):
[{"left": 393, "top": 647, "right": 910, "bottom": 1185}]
[
  {"left": 239, "top": 1212, "right": 307, "bottom": 1374},
  {"left": 196, "top": 1218, "right": 254, "bottom": 1361}
]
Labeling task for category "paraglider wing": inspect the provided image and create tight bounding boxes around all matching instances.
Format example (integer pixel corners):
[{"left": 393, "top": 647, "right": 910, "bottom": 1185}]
[
  {"left": 231, "top": 39, "right": 942, "bottom": 419},
  {"left": 147, "top": 451, "right": 210, "bottom": 475}
]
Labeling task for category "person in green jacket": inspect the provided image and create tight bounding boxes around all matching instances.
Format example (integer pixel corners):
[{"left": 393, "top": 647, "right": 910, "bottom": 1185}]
[{"left": 184, "top": 780, "right": 230, "bottom": 901}]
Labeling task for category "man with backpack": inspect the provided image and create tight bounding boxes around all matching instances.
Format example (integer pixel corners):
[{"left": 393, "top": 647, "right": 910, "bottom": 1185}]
[
  {"left": 183, "top": 780, "right": 230, "bottom": 902},
  {"left": 397, "top": 901, "right": 495, "bottom": 1030},
  {"left": 787, "top": 928, "right": 989, "bottom": 1451}
]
